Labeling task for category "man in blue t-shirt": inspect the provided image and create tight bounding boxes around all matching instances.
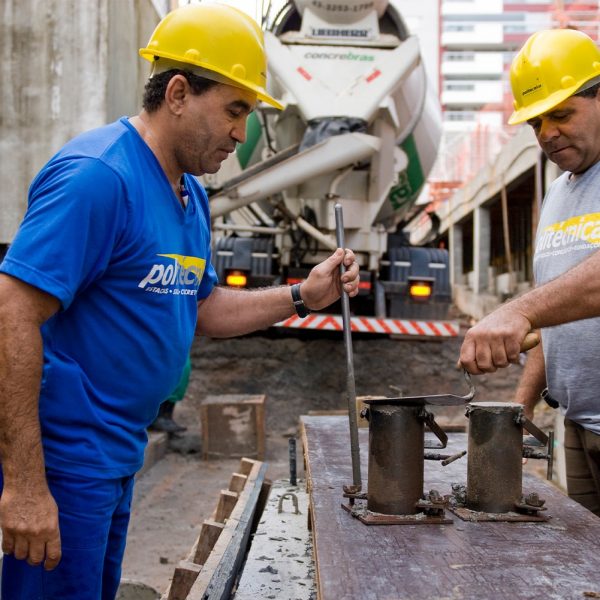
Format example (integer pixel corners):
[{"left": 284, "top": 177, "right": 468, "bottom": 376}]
[{"left": 0, "top": 5, "right": 360, "bottom": 599}]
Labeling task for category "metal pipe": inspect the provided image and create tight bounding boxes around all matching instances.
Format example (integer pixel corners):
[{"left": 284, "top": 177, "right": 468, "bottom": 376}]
[
  {"left": 210, "top": 133, "right": 381, "bottom": 218},
  {"left": 328, "top": 166, "right": 353, "bottom": 198},
  {"left": 335, "top": 203, "right": 362, "bottom": 492},
  {"left": 288, "top": 438, "right": 297, "bottom": 487},
  {"left": 212, "top": 223, "right": 287, "bottom": 235},
  {"left": 294, "top": 216, "right": 337, "bottom": 251},
  {"left": 466, "top": 402, "right": 523, "bottom": 513},
  {"left": 441, "top": 450, "right": 467, "bottom": 466},
  {"left": 276, "top": 202, "right": 338, "bottom": 250}
]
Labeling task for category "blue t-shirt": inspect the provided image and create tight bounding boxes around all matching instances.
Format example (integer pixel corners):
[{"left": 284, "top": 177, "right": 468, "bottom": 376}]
[{"left": 0, "top": 117, "right": 218, "bottom": 478}]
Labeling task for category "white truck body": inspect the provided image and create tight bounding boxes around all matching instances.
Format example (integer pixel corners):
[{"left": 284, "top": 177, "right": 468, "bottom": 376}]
[{"left": 202, "top": 0, "right": 453, "bottom": 329}]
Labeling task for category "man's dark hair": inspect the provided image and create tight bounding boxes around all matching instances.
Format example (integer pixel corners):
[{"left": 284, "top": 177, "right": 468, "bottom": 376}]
[
  {"left": 575, "top": 81, "right": 600, "bottom": 99},
  {"left": 142, "top": 69, "right": 220, "bottom": 112}
]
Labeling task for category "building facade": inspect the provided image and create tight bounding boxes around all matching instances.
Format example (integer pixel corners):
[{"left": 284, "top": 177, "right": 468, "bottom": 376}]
[
  {"left": 410, "top": 1, "right": 600, "bottom": 318},
  {"left": 441, "top": 1, "right": 599, "bottom": 134}
]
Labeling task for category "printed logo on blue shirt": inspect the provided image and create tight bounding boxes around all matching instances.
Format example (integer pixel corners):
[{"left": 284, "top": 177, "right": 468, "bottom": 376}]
[{"left": 138, "top": 254, "right": 205, "bottom": 295}]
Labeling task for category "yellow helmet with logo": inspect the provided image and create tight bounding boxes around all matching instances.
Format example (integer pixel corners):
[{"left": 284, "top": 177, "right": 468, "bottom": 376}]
[
  {"left": 508, "top": 28, "right": 600, "bottom": 125},
  {"left": 139, "top": 3, "right": 282, "bottom": 110}
]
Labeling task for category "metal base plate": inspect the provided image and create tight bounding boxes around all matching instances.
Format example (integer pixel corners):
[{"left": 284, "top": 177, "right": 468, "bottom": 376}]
[
  {"left": 449, "top": 506, "right": 549, "bottom": 522},
  {"left": 341, "top": 502, "right": 453, "bottom": 525}
]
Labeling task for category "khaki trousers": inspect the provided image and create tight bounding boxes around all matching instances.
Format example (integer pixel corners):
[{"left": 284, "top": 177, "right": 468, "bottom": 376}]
[{"left": 564, "top": 417, "right": 600, "bottom": 517}]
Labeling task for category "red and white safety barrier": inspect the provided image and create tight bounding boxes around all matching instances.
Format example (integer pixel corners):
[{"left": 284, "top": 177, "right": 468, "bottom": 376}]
[{"left": 274, "top": 314, "right": 459, "bottom": 337}]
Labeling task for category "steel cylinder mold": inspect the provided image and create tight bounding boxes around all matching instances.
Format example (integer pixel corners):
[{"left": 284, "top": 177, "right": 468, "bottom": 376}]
[
  {"left": 366, "top": 403, "right": 426, "bottom": 515},
  {"left": 466, "top": 402, "right": 524, "bottom": 513}
]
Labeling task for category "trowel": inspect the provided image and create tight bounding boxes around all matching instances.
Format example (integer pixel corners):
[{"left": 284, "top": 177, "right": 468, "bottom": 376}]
[{"left": 365, "top": 331, "right": 539, "bottom": 407}]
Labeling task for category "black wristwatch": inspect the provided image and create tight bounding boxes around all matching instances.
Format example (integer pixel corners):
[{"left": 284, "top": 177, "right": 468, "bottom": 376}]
[
  {"left": 290, "top": 283, "right": 310, "bottom": 318},
  {"left": 541, "top": 388, "right": 559, "bottom": 409}
]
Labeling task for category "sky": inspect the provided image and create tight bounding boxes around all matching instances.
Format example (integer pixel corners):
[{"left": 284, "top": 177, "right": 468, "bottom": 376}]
[
  {"left": 179, "top": 0, "right": 284, "bottom": 21},
  {"left": 181, "top": 1, "right": 437, "bottom": 24}
]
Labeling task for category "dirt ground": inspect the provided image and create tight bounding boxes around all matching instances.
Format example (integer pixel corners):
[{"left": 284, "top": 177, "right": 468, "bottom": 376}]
[{"left": 121, "top": 326, "right": 544, "bottom": 594}]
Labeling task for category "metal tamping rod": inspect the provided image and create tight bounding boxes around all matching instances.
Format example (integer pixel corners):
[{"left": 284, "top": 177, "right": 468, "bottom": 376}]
[
  {"left": 289, "top": 437, "right": 297, "bottom": 486},
  {"left": 334, "top": 203, "right": 362, "bottom": 492}
]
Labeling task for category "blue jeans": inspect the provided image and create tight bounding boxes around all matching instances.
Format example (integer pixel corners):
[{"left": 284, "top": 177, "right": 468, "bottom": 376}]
[{"left": 1, "top": 468, "right": 135, "bottom": 600}]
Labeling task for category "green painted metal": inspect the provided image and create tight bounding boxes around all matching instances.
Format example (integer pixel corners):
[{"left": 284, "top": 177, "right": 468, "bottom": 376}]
[
  {"left": 236, "top": 111, "right": 263, "bottom": 169},
  {"left": 388, "top": 134, "right": 425, "bottom": 212}
]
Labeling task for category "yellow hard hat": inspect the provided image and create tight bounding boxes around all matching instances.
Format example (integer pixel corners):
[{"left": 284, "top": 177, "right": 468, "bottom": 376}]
[
  {"left": 508, "top": 29, "right": 600, "bottom": 125},
  {"left": 139, "top": 3, "right": 283, "bottom": 110}
]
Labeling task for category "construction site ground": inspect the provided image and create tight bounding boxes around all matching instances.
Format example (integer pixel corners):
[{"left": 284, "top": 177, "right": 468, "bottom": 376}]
[{"left": 121, "top": 325, "right": 555, "bottom": 595}]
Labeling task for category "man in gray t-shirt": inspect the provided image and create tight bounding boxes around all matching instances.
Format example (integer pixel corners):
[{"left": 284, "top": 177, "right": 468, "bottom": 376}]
[{"left": 459, "top": 28, "right": 600, "bottom": 516}]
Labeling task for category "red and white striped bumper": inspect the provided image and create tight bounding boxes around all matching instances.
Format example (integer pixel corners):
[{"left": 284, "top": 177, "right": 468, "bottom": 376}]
[{"left": 274, "top": 314, "right": 459, "bottom": 337}]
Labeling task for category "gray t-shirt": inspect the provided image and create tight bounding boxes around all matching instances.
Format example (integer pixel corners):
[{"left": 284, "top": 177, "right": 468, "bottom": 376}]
[{"left": 534, "top": 159, "right": 600, "bottom": 434}]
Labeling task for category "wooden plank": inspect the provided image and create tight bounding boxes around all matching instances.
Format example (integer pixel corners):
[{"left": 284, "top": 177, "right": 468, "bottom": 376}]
[
  {"left": 214, "top": 490, "right": 238, "bottom": 523},
  {"left": 193, "top": 520, "right": 225, "bottom": 565},
  {"left": 302, "top": 415, "right": 600, "bottom": 600},
  {"left": 255, "top": 399, "right": 266, "bottom": 461},
  {"left": 250, "top": 479, "right": 272, "bottom": 535},
  {"left": 161, "top": 519, "right": 225, "bottom": 600},
  {"left": 228, "top": 473, "right": 248, "bottom": 494},
  {"left": 238, "top": 457, "right": 256, "bottom": 476},
  {"left": 201, "top": 395, "right": 266, "bottom": 460},
  {"left": 187, "top": 460, "right": 268, "bottom": 600},
  {"left": 166, "top": 561, "right": 202, "bottom": 600},
  {"left": 299, "top": 420, "right": 318, "bottom": 593},
  {"left": 160, "top": 460, "right": 263, "bottom": 600}
]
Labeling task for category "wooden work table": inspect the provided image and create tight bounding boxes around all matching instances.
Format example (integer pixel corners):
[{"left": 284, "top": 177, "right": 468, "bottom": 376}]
[{"left": 301, "top": 415, "right": 600, "bottom": 600}]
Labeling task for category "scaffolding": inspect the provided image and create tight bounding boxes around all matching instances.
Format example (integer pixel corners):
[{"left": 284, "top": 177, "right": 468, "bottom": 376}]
[{"left": 425, "top": 3, "right": 600, "bottom": 215}]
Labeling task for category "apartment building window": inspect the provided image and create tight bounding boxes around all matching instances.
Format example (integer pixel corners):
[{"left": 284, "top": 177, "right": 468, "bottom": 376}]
[
  {"left": 445, "top": 52, "right": 476, "bottom": 61},
  {"left": 444, "top": 83, "right": 476, "bottom": 91},
  {"left": 444, "top": 24, "right": 475, "bottom": 32},
  {"left": 504, "top": 24, "right": 528, "bottom": 33},
  {"left": 445, "top": 111, "right": 477, "bottom": 121}
]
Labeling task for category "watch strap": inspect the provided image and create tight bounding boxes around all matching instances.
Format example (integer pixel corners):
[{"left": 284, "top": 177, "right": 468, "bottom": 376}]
[{"left": 291, "top": 283, "right": 310, "bottom": 318}]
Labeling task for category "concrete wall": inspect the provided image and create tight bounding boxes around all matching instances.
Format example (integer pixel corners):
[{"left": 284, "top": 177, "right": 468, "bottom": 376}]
[
  {"left": 0, "top": 0, "right": 162, "bottom": 244},
  {"left": 426, "top": 126, "right": 546, "bottom": 319}
]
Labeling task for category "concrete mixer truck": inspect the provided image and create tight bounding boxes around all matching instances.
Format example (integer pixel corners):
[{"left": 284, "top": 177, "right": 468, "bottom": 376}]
[{"left": 203, "top": 0, "right": 456, "bottom": 338}]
